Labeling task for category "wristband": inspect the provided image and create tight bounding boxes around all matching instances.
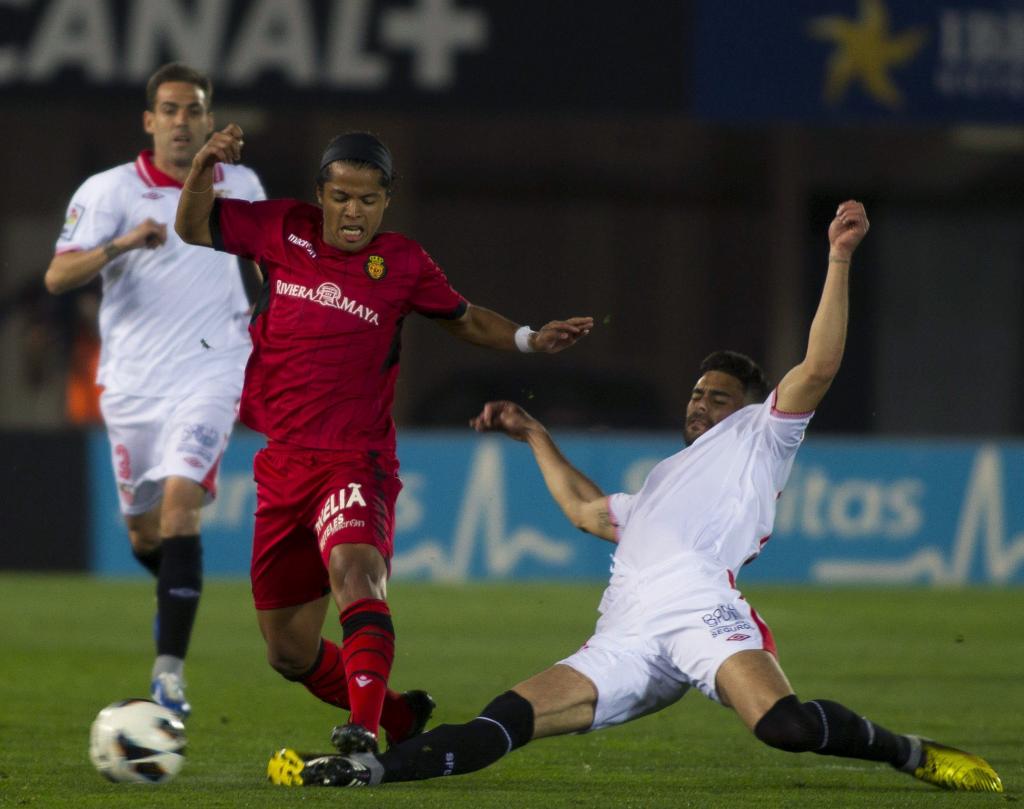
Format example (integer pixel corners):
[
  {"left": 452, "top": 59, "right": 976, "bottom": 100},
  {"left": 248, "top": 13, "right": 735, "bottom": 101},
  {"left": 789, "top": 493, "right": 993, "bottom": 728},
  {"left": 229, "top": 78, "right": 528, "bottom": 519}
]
[{"left": 514, "top": 325, "right": 537, "bottom": 353}]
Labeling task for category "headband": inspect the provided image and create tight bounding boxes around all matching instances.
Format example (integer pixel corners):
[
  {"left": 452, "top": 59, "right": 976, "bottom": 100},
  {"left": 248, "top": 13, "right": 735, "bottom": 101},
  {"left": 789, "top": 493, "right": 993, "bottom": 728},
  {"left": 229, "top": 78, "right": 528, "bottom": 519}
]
[{"left": 319, "top": 133, "right": 393, "bottom": 184}]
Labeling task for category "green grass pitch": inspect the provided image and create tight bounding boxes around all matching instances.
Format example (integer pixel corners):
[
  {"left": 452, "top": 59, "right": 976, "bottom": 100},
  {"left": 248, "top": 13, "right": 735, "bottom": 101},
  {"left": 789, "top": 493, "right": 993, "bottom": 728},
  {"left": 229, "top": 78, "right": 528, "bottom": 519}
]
[{"left": 0, "top": 575, "right": 1019, "bottom": 808}]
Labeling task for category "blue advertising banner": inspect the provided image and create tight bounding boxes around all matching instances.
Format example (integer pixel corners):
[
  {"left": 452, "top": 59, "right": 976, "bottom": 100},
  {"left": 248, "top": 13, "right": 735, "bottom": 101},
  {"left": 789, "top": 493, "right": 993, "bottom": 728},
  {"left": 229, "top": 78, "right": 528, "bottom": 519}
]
[
  {"left": 693, "top": 0, "right": 1024, "bottom": 123},
  {"left": 89, "top": 430, "right": 1024, "bottom": 585}
]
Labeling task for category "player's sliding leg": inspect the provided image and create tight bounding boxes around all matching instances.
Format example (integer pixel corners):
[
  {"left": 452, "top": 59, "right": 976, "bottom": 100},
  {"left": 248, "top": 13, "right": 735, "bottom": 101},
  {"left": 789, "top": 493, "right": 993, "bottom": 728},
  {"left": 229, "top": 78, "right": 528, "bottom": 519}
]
[
  {"left": 268, "top": 664, "right": 596, "bottom": 787},
  {"left": 719, "top": 650, "right": 1003, "bottom": 793},
  {"left": 754, "top": 696, "right": 1002, "bottom": 792},
  {"left": 148, "top": 476, "right": 206, "bottom": 720},
  {"left": 269, "top": 690, "right": 536, "bottom": 787}
]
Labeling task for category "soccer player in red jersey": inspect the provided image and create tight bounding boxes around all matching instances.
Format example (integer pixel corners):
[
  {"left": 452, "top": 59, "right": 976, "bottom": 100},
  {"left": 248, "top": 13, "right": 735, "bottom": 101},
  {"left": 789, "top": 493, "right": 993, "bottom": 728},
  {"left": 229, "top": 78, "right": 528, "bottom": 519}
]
[{"left": 175, "top": 124, "right": 593, "bottom": 754}]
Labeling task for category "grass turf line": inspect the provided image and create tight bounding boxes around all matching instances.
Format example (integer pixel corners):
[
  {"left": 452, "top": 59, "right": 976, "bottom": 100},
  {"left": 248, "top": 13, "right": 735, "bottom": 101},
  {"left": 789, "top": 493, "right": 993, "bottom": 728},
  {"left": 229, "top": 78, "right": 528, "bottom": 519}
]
[{"left": 0, "top": 575, "right": 1019, "bottom": 808}]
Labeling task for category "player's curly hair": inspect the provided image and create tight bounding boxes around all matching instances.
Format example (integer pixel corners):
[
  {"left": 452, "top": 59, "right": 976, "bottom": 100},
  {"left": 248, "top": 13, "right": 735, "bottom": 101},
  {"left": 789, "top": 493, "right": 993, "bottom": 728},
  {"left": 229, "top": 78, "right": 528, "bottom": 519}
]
[
  {"left": 145, "top": 63, "right": 212, "bottom": 111},
  {"left": 699, "top": 350, "right": 769, "bottom": 403}
]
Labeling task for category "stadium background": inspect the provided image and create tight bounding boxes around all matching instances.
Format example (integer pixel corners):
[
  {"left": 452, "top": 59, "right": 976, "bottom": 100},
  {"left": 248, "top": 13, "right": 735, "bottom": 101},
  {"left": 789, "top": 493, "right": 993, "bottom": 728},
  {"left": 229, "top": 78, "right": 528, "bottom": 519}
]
[{"left": 0, "top": 0, "right": 1022, "bottom": 587}]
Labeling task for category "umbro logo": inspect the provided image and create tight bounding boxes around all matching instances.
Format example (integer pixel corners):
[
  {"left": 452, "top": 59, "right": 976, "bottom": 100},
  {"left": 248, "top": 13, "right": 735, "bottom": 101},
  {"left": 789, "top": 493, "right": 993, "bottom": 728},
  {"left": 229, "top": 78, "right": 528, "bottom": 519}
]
[
  {"left": 142, "top": 191, "right": 164, "bottom": 200},
  {"left": 726, "top": 634, "right": 751, "bottom": 641},
  {"left": 354, "top": 675, "right": 373, "bottom": 688}
]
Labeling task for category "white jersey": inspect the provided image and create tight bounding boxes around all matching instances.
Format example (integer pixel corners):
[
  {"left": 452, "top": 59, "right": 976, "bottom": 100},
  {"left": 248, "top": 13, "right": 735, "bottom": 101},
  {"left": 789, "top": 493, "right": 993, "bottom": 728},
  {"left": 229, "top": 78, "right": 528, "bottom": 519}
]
[
  {"left": 607, "top": 391, "right": 812, "bottom": 584},
  {"left": 55, "top": 151, "right": 265, "bottom": 397}
]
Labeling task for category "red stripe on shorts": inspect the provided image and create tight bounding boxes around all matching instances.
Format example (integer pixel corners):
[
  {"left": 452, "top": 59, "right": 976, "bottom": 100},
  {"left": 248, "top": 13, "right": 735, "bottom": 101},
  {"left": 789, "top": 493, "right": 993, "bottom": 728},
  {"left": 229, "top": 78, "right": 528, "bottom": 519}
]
[{"left": 728, "top": 569, "right": 777, "bottom": 658}]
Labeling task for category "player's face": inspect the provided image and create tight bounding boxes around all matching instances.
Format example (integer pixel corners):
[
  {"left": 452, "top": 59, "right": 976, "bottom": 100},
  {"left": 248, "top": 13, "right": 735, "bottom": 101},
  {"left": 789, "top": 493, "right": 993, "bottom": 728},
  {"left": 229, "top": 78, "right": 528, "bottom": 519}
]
[
  {"left": 684, "top": 371, "right": 747, "bottom": 445},
  {"left": 143, "top": 81, "right": 214, "bottom": 170},
  {"left": 317, "top": 162, "right": 391, "bottom": 253}
]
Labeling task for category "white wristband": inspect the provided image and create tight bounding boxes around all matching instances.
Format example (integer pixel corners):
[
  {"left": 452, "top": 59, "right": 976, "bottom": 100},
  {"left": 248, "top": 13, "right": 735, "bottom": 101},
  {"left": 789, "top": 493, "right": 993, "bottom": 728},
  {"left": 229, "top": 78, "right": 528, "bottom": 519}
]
[{"left": 514, "top": 325, "right": 537, "bottom": 353}]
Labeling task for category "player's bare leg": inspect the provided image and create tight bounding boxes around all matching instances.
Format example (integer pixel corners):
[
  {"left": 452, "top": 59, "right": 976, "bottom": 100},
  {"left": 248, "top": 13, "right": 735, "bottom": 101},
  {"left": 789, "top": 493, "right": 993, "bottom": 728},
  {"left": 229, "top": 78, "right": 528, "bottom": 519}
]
[
  {"left": 257, "top": 596, "right": 332, "bottom": 678},
  {"left": 714, "top": 649, "right": 793, "bottom": 729},
  {"left": 512, "top": 664, "right": 597, "bottom": 739},
  {"left": 716, "top": 649, "right": 1001, "bottom": 792}
]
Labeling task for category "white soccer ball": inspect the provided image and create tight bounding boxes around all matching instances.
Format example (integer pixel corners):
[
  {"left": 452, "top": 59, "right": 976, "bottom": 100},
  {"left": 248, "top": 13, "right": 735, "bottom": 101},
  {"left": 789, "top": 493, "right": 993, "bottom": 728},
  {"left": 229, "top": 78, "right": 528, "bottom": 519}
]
[{"left": 89, "top": 699, "right": 186, "bottom": 784}]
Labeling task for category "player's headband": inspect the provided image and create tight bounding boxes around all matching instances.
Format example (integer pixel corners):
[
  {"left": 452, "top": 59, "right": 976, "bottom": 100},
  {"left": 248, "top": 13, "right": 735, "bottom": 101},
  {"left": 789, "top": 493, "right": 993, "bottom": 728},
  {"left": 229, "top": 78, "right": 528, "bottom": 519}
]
[{"left": 319, "top": 133, "right": 393, "bottom": 185}]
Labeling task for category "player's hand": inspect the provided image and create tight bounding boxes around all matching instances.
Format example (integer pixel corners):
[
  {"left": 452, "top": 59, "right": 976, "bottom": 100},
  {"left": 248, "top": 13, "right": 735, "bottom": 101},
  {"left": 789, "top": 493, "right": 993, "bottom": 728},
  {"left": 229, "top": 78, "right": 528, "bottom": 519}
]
[
  {"left": 192, "top": 123, "right": 244, "bottom": 171},
  {"left": 828, "top": 200, "right": 869, "bottom": 260},
  {"left": 531, "top": 316, "right": 594, "bottom": 353},
  {"left": 469, "top": 400, "right": 540, "bottom": 442},
  {"left": 119, "top": 218, "right": 167, "bottom": 251}
]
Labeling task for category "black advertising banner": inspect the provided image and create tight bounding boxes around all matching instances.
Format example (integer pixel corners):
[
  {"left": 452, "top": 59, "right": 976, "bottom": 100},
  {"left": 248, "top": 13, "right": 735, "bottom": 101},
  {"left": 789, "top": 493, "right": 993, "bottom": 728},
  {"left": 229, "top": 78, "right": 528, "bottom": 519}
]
[
  {"left": 0, "top": 0, "right": 692, "bottom": 111},
  {"left": 0, "top": 430, "right": 89, "bottom": 571}
]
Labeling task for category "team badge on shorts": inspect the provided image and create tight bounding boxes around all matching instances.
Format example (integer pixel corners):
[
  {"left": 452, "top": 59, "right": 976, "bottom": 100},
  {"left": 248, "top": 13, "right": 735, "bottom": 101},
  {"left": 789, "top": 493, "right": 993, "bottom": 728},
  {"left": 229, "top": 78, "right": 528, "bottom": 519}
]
[{"left": 364, "top": 254, "right": 387, "bottom": 280}]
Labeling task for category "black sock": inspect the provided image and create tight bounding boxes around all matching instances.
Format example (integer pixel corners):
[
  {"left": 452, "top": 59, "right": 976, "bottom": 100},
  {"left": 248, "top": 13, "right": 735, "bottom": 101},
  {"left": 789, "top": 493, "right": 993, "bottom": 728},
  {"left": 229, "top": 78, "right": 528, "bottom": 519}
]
[
  {"left": 378, "top": 691, "right": 533, "bottom": 783},
  {"left": 809, "top": 699, "right": 911, "bottom": 766},
  {"left": 155, "top": 535, "right": 203, "bottom": 659},
  {"left": 132, "top": 546, "right": 163, "bottom": 577},
  {"left": 754, "top": 695, "right": 910, "bottom": 767}
]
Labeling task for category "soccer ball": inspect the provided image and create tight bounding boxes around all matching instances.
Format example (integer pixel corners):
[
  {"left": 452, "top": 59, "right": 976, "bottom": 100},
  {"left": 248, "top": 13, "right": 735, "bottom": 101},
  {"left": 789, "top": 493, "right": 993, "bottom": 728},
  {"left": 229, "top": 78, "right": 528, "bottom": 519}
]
[{"left": 89, "top": 699, "right": 186, "bottom": 784}]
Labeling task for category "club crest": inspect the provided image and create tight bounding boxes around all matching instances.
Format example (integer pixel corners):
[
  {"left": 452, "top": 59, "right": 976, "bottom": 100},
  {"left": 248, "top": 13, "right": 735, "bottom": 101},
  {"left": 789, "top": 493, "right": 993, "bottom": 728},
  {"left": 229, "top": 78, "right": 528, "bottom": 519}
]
[{"left": 364, "top": 254, "right": 387, "bottom": 280}]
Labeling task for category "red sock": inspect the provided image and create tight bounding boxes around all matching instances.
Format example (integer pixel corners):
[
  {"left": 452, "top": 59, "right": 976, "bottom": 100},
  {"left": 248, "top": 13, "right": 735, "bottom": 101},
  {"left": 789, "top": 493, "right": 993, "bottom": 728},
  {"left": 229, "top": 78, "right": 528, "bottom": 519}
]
[
  {"left": 340, "top": 598, "right": 395, "bottom": 736},
  {"left": 298, "top": 639, "right": 350, "bottom": 709},
  {"left": 297, "top": 639, "right": 412, "bottom": 738}
]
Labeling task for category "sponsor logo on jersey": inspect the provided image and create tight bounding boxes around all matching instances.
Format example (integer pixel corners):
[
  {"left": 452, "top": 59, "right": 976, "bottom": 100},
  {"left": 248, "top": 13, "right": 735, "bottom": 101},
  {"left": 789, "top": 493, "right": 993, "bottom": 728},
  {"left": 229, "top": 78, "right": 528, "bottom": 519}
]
[
  {"left": 364, "top": 254, "right": 387, "bottom": 280},
  {"left": 183, "top": 456, "right": 205, "bottom": 469},
  {"left": 287, "top": 232, "right": 318, "bottom": 259},
  {"left": 142, "top": 191, "right": 164, "bottom": 200},
  {"left": 726, "top": 633, "right": 752, "bottom": 642},
  {"left": 701, "top": 604, "right": 742, "bottom": 627},
  {"left": 60, "top": 203, "right": 84, "bottom": 240},
  {"left": 275, "top": 280, "right": 380, "bottom": 325},
  {"left": 710, "top": 621, "right": 754, "bottom": 639}
]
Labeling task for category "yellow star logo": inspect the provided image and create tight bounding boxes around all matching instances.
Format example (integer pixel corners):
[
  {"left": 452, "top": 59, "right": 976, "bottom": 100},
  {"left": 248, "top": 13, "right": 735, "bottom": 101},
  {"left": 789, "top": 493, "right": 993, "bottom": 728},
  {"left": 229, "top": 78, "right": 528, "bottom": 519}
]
[{"left": 808, "top": 0, "right": 927, "bottom": 109}]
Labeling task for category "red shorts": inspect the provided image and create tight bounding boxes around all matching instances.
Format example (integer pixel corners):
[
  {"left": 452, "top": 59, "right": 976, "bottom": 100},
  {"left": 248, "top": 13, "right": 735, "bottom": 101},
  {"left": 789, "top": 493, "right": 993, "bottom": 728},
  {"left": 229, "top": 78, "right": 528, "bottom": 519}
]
[{"left": 250, "top": 445, "right": 401, "bottom": 610}]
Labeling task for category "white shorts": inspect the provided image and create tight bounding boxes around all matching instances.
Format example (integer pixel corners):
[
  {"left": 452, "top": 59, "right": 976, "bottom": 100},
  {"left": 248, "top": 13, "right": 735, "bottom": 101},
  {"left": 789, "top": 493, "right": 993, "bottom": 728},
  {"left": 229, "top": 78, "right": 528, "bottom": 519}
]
[
  {"left": 100, "top": 389, "right": 239, "bottom": 516},
  {"left": 557, "top": 563, "right": 775, "bottom": 732}
]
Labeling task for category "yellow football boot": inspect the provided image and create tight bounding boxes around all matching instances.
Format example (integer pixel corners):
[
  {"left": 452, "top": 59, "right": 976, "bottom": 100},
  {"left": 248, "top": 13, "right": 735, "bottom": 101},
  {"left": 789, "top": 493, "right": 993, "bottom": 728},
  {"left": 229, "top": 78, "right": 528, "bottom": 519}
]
[
  {"left": 905, "top": 736, "right": 1003, "bottom": 793},
  {"left": 266, "top": 748, "right": 309, "bottom": 786},
  {"left": 267, "top": 747, "right": 374, "bottom": 787}
]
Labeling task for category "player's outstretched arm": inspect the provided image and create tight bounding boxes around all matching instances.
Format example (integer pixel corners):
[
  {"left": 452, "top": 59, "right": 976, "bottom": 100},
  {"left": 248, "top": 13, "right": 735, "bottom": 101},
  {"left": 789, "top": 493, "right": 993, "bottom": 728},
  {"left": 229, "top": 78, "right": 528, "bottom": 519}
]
[
  {"left": 439, "top": 304, "right": 593, "bottom": 353},
  {"left": 775, "top": 200, "right": 869, "bottom": 414},
  {"left": 470, "top": 401, "right": 617, "bottom": 542},
  {"left": 175, "top": 123, "right": 244, "bottom": 248},
  {"left": 44, "top": 218, "right": 167, "bottom": 294}
]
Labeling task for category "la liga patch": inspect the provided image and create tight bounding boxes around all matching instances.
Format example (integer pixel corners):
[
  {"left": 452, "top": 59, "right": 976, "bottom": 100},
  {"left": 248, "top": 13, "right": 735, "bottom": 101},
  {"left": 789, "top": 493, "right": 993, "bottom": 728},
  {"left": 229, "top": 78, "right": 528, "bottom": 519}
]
[
  {"left": 364, "top": 254, "right": 387, "bottom": 280},
  {"left": 60, "top": 203, "right": 85, "bottom": 240}
]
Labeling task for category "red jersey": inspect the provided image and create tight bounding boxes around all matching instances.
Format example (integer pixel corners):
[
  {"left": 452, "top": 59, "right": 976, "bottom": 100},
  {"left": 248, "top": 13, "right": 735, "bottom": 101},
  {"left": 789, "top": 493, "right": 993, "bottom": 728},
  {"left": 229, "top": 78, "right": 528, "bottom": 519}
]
[{"left": 211, "top": 198, "right": 467, "bottom": 453}]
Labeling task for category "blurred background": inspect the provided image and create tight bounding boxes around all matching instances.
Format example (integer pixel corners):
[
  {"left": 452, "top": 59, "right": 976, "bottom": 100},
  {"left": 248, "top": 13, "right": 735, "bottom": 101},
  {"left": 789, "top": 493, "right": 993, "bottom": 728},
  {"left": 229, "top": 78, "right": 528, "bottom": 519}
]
[{"left": 2, "top": 0, "right": 1022, "bottom": 583}]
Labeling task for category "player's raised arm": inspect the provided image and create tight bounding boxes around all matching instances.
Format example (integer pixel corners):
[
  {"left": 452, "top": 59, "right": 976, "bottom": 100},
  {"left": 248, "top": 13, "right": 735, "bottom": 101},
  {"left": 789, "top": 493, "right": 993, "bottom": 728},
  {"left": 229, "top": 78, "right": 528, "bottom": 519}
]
[
  {"left": 175, "top": 123, "right": 244, "bottom": 247},
  {"left": 438, "top": 304, "right": 594, "bottom": 353},
  {"left": 775, "top": 200, "right": 869, "bottom": 414},
  {"left": 470, "top": 400, "right": 617, "bottom": 542}
]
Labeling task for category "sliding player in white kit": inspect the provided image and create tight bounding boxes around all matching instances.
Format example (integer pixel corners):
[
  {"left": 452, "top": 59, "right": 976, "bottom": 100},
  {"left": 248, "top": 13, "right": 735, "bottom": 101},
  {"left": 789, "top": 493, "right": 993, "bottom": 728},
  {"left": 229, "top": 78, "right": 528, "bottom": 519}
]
[
  {"left": 269, "top": 201, "right": 1003, "bottom": 793},
  {"left": 45, "top": 63, "right": 265, "bottom": 719}
]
